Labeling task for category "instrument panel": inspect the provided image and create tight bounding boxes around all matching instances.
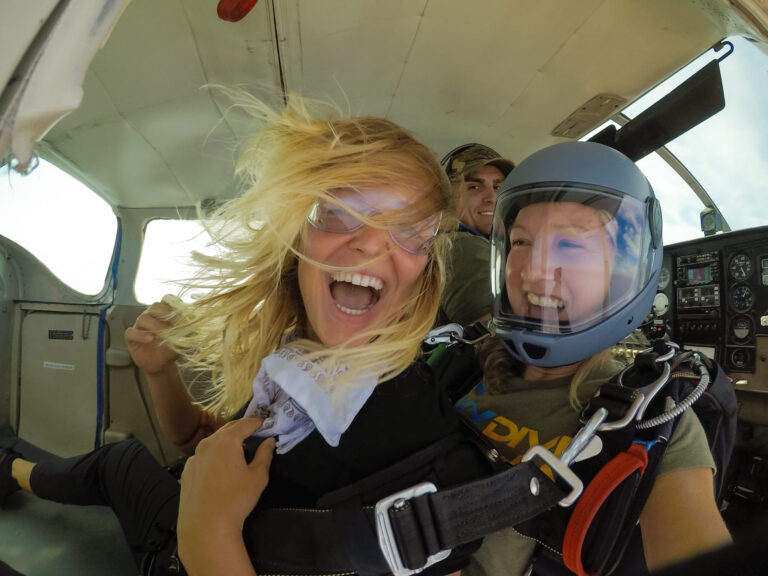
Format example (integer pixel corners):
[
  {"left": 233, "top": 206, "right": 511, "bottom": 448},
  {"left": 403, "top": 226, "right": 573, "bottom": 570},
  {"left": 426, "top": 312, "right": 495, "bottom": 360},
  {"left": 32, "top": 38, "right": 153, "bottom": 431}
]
[{"left": 649, "top": 226, "right": 768, "bottom": 389}]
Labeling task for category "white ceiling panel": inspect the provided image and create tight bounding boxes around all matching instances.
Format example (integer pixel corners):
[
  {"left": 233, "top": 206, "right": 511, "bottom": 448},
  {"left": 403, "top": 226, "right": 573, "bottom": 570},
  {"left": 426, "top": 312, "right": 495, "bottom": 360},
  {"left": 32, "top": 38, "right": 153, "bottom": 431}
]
[{"left": 11, "top": 0, "right": 751, "bottom": 209}]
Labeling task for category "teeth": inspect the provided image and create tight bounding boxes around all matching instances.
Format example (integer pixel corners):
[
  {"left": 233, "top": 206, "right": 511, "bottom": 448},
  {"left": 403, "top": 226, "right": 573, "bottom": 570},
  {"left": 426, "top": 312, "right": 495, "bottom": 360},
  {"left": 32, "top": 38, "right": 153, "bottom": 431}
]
[
  {"left": 528, "top": 293, "right": 564, "bottom": 309},
  {"left": 337, "top": 305, "right": 367, "bottom": 316},
  {"left": 330, "top": 272, "right": 383, "bottom": 291}
]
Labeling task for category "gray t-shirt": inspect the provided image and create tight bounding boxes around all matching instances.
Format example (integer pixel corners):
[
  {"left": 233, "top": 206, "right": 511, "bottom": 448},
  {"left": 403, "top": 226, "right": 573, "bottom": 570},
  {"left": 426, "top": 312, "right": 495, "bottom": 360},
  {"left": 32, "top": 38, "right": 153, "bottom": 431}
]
[
  {"left": 456, "top": 361, "right": 715, "bottom": 576},
  {"left": 441, "top": 231, "right": 491, "bottom": 325}
]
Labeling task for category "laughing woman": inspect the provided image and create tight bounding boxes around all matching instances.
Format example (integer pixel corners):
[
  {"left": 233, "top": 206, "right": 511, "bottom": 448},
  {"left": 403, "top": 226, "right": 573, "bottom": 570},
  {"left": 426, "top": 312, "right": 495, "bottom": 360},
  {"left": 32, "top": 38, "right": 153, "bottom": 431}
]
[
  {"left": 0, "top": 96, "right": 477, "bottom": 576},
  {"left": 458, "top": 142, "right": 732, "bottom": 575}
]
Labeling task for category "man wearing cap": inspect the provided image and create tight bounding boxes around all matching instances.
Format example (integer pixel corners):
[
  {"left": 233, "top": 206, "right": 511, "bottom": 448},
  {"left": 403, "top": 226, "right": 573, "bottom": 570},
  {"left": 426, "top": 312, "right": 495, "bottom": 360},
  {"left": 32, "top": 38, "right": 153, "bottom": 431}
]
[{"left": 440, "top": 143, "right": 515, "bottom": 325}]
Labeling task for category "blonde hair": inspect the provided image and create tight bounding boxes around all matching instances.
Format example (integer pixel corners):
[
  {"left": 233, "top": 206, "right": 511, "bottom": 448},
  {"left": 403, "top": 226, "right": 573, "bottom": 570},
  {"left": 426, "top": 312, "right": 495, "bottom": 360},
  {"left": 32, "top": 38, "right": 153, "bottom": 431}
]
[{"left": 163, "top": 94, "right": 453, "bottom": 416}]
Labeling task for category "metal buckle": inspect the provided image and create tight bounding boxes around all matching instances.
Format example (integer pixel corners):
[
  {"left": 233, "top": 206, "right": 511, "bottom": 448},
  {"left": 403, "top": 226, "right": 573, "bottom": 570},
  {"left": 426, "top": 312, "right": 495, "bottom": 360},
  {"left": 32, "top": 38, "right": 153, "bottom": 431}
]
[
  {"left": 423, "top": 323, "right": 490, "bottom": 346},
  {"left": 522, "top": 446, "right": 584, "bottom": 507},
  {"left": 521, "top": 408, "right": 610, "bottom": 507},
  {"left": 374, "top": 482, "right": 451, "bottom": 576},
  {"left": 423, "top": 323, "right": 464, "bottom": 346},
  {"left": 600, "top": 342, "right": 676, "bottom": 429}
]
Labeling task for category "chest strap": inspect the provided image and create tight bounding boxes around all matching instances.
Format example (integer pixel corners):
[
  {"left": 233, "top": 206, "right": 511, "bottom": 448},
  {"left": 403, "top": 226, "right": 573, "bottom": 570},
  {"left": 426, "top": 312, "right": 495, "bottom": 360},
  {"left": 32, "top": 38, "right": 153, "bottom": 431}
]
[{"left": 244, "top": 460, "right": 567, "bottom": 576}]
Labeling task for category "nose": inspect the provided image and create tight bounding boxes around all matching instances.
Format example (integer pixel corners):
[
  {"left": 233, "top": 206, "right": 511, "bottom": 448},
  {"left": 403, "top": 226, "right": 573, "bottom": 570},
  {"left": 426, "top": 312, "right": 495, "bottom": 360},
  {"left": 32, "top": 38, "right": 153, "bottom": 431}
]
[
  {"left": 347, "top": 225, "right": 390, "bottom": 255},
  {"left": 521, "top": 237, "right": 554, "bottom": 281},
  {"left": 481, "top": 185, "right": 496, "bottom": 204}
]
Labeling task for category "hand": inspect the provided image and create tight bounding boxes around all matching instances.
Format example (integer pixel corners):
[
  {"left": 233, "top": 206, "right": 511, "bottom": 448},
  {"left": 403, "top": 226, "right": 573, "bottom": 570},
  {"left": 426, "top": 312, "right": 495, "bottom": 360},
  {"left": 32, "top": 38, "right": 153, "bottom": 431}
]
[
  {"left": 178, "top": 418, "right": 275, "bottom": 537},
  {"left": 177, "top": 418, "right": 275, "bottom": 575},
  {"left": 125, "top": 297, "right": 180, "bottom": 375}
]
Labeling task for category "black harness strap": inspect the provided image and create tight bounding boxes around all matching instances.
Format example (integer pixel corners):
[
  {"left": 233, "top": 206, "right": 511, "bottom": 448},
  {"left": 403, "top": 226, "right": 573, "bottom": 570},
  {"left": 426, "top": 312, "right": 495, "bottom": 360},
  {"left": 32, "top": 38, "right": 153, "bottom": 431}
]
[
  {"left": 394, "top": 462, "right": 567, "bottom": 562},
  {"left": 242, "top": 461, "right": 567, "bottom": 575}
]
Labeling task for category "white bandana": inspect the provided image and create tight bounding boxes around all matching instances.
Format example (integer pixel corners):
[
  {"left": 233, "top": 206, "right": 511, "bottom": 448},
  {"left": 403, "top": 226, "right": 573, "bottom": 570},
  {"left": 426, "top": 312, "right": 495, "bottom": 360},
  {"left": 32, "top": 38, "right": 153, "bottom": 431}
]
[{"left": 243, "top": 347, "right": 377, "bottom": 454}]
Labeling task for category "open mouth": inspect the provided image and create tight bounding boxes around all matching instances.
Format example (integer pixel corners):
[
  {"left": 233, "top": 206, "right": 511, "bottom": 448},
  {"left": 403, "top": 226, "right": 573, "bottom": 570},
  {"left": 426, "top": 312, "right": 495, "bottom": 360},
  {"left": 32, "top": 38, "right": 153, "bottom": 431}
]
[
  {"left": 329, "top": 272, "right": 383, "bottom": 316},
  {"left": 527, "top": 292, "right": 565, "bottom": 310}
]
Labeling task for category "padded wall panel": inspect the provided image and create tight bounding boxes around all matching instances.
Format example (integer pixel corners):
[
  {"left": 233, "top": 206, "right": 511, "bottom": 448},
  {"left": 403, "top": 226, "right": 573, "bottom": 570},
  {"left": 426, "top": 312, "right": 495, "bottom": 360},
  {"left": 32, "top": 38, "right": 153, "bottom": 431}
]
[
  {"left": 18, "top": 311, "right": 100, "bottom": 456},
  {"left": 106, "top": 305, "right": 185, "bottom": 466}
]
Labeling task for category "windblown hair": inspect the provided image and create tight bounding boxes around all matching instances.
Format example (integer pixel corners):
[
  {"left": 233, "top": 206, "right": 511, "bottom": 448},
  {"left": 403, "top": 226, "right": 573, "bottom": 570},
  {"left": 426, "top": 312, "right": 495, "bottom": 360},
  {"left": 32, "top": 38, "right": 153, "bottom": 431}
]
[{"left": 160, "top": 94, "right": 453, "bottom": 417}]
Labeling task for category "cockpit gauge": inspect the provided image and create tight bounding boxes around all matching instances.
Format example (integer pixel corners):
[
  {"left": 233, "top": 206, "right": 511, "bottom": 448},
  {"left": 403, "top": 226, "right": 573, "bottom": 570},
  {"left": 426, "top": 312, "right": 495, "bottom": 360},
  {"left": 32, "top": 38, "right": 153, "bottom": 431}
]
[
  {"left": 730, "top": 348, "right": 752, "bottom": 370},
  {"left": 729, "top": 253, "right": 752, "bottom": 281},
  {"left": 730, "top": 284, "right": 755, "bottom": 312},
  {"left": 731, "top": 316, "right": 754, "bottom": 343},
  {"left": 657, "top": 268, "right": 670, "bottom": 290},
  {"left": 652, "top": 292, "right": 669, "bottom": 316}
]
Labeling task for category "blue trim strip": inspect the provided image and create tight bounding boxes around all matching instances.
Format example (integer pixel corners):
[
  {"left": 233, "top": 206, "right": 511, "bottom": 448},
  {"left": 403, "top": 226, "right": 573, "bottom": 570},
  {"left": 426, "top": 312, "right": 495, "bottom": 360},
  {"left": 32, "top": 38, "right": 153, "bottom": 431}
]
[
  {"left": 95, "top": 308, "right": 106, "bottom": 449},
  {"left": 95, "top": 217, "right": 123, "bottom": 449}
]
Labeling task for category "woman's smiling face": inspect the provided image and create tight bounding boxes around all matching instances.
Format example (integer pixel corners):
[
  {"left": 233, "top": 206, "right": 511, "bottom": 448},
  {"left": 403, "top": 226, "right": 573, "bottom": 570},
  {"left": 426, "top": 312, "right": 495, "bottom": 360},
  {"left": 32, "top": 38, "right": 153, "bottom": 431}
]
[
  {"left": 505, "top": 202, "right": 614, "bottom": 332},
  {"left": 298, "top": 187, "right": 436, "bottom": 347}
]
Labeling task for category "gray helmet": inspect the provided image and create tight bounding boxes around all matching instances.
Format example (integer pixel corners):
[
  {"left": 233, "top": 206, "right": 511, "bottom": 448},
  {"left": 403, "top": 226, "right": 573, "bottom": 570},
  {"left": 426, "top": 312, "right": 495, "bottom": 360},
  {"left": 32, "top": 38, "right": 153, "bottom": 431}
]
[{"left": 490, "top": 141, "right": 662, "bottom": 366}]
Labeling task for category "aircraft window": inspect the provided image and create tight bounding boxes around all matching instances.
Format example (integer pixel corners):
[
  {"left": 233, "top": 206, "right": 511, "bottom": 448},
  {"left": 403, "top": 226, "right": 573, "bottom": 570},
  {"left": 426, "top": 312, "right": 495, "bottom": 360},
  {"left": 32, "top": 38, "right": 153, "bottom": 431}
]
[
  {"left": 134, "top": 218, "right": 213, "bottom": 304},
  {"left": 585, "top": 35, "right": 767, "bottom": 243},
  {"left": 0, "top": 159, "right": 117, "bottom": 295},
  {"left": 582, "top": 123, "right": 704, "bottom": 244},
  {"left": 623, "top": 35, "right": 768, "bottom": 235},
  {"left": 636, "top": 153, "right": 705, "bottom": 244}
]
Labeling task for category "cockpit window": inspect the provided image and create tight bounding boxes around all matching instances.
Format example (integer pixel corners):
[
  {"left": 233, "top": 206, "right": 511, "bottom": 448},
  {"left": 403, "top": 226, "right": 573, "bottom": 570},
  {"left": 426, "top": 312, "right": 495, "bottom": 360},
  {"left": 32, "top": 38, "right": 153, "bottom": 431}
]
[
  {"left": 585, "top": 35, "right": 768, "bottom": 243},
  {"left": 0, "top": 158, "right": 117, "bottom": 295}
]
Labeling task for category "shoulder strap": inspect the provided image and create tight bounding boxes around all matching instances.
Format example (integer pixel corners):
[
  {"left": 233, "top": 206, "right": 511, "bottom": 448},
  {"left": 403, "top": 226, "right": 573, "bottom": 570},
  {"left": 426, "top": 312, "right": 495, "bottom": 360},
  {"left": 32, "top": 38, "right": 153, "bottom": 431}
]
[{"left": 425, "top": 322, "right": 488, "bottom": 401}]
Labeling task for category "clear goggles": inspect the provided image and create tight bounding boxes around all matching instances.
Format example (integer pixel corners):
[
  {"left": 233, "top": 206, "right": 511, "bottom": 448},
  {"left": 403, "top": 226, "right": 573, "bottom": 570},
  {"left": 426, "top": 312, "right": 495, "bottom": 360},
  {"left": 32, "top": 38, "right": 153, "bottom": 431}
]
[
  {"left": 491, "top": 186, "right": 652, "bottom": 335},
  {"left": 307, "top": 190, "right": 441, "bottom": 256}
]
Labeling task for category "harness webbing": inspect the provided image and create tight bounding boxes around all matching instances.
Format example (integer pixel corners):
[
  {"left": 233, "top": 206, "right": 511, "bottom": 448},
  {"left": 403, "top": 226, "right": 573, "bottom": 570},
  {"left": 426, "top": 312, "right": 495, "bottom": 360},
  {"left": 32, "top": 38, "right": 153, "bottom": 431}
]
[
  {"left": 242, "top": 461, "right": 567, "bottom": 575},
  {"left": 562, "top": 442, "right": 649, "bottom": 576}
]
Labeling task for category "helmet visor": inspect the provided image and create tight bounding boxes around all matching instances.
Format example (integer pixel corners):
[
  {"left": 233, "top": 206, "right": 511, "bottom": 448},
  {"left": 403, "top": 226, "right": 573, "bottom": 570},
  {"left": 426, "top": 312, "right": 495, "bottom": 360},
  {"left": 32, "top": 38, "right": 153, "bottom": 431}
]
[{"left": 491, "top": 185, "right": 652, "bottom": 336}]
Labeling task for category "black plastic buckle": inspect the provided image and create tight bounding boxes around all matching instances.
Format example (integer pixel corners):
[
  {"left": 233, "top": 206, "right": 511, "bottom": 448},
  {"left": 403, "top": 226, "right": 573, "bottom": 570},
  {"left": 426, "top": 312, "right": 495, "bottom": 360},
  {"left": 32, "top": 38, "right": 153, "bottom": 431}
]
[{"left": 374, "top": 482, "right": 450, "bottom": 576}]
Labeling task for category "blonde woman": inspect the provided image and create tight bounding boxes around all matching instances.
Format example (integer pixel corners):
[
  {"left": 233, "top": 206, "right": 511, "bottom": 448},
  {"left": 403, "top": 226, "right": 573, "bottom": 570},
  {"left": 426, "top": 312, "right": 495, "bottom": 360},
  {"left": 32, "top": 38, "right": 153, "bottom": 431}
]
[{"left": 0, "top": 97, "right": 477, "bottom": 576}]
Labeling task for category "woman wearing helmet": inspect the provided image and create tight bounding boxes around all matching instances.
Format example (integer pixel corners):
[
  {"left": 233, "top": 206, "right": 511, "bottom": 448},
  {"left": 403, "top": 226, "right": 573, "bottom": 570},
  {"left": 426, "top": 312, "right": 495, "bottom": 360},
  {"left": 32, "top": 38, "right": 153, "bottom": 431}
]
[{"left": 457, "top": 142, "right": 731, "bottom": 574}]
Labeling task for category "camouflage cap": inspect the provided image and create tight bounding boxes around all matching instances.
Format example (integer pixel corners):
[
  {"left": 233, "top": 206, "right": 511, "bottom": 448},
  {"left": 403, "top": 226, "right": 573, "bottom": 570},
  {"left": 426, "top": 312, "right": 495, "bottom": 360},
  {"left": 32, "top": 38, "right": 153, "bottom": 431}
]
[{"left": 440, "top": 143, "right": 515, "bottom": 183}]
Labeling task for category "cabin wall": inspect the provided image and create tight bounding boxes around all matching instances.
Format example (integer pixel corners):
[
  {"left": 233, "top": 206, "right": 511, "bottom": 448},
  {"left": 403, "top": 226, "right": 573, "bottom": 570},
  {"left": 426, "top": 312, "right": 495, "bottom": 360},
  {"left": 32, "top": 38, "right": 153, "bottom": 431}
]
[
  {"left": 0, "top": 213, "right": 187, "bottom": 464},
  {"left": 0, "top": 240, "right": 20, "bottom": 428}
]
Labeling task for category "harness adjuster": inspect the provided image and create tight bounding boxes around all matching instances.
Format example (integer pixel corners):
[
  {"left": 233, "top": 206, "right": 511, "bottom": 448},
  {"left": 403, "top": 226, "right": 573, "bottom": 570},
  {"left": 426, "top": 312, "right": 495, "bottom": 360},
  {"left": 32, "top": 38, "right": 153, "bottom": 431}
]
[
  {"left": 374, "top": 482, "right": 451, "bottom": 576},
  {"left": 522, "top": 407, "right": 610, "bottom": 507},
  {"left": 423, "top": 323, "right": 490, "bottom": 346}
]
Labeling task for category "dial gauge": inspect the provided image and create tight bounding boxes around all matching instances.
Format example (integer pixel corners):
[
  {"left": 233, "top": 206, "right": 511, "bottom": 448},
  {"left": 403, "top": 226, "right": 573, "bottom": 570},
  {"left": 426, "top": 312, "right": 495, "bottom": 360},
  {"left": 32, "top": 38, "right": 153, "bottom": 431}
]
[
  {"left": 731, "top": 316, "right": 754, "bottom": 342},
  {"left": 657, "top": 268, "right": 670, "bottom": 290},
  {"left": 730, "top": 348, "right": 752, "bottom": 370},
  {"left": 729, "top": 253, "right": 752, "bottom": 281},
  {"left": 652, "top": 292, "right": 669, "bottom": 316},
  {"left": 730, "top": 284, "right": 754, "bottom": 312}
]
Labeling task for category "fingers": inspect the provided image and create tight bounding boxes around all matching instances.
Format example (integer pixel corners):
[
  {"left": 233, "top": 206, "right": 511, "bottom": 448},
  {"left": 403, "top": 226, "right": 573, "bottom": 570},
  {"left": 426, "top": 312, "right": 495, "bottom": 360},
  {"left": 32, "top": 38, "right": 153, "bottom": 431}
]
[
  {"left": 125, "top": 300, "right": 176, "bottom": 343},
  {"left": 161, "top": 293, "right": 183, "bottom": 307},
  {"left": 218, "top": 417, "right": 266, "bottom": 439},
  {"left": 124, "top": 325, "right": 154, "bottom": 344},
  {"left": 250, "top": 436, "right": 276, "bottom": 470},
  {"left": 185, "top": 418, "right": 275, "bottom": 484}
]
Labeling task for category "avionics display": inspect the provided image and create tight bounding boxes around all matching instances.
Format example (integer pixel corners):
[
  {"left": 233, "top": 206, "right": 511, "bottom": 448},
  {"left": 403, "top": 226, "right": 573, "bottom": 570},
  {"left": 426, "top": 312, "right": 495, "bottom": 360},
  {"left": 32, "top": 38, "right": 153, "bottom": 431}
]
[
  {"left": 686, "top": 265, "right": 713, "bottom": 285},
  {"left": 676, "top": 251, "right": 720, "bottom": 287}
]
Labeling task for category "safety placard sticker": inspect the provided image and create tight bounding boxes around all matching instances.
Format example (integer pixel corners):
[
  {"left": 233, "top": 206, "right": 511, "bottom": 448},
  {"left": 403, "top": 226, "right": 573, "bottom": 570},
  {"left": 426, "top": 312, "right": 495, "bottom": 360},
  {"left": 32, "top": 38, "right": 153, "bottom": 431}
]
[
  {"left": 43, "top": 361, "right": 75, "bottom": 371},
  {"left": 48, "top": 330, "right": 74, "bottom": 340}
]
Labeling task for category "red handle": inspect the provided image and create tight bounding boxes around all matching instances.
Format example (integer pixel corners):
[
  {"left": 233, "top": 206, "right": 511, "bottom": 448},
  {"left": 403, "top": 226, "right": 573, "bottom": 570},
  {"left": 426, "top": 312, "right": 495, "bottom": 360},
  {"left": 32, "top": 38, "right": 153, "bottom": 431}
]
[{"left": 217, "top": 0, "right": 259, "bottom": 22}]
